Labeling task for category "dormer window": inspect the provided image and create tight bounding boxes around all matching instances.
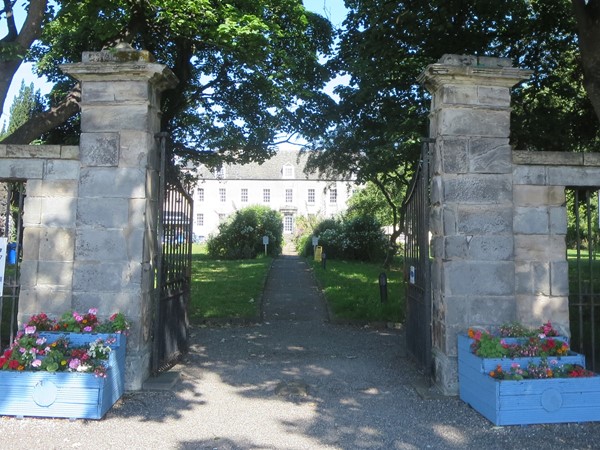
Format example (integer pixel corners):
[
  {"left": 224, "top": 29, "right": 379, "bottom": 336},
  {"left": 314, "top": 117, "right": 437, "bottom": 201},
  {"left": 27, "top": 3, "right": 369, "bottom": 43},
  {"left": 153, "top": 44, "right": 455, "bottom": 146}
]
[{"left": 282, "top": 164, "right": 294, "bottom": 179}]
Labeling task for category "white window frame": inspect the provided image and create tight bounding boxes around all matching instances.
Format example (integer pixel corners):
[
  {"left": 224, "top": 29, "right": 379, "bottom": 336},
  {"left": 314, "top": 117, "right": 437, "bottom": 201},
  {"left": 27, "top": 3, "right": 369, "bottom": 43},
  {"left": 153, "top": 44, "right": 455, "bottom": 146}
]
[
  {"left": 282, "top": 164, "right": 294, "bottom": 179},
  {"left": 263, "top": 188, "right": 271, "bottom": 203},
  {"left": 329, "top": 188, "right": 337, "bottom": 204},
  {"left": 307, "top": 188, "right": 315, "bottom": 204},
  {"left": 219, "top": 188, "right": 226, "bottom": 202},
  {"left": 285, "top": 188, "right": 293, "bottom": 203},
  {"left": 197, "top": 188, "right": 204, "bottom": 202},
  {"left": 284, "top": 214, "right": 294, "bottom": 233},
  {"left": 196, "top": 213, "right": 204, "bottom": 226},
  {"left": 241, "top": 188, "right": 248, "bottom": 203}
]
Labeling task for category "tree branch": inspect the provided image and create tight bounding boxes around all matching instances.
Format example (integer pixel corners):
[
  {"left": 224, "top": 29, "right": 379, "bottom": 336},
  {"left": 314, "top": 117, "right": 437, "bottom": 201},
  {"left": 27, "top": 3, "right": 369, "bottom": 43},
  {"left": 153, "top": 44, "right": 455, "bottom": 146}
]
[{"left": 0, "top": 83, "right": 80, "bottom": 144}]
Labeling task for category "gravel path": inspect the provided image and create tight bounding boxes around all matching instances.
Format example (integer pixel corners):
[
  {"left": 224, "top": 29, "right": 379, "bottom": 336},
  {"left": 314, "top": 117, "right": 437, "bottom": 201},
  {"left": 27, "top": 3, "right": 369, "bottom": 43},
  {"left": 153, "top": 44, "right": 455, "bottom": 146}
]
[{"left": 2, "top": 255, "right": 600, "bottom": 449}]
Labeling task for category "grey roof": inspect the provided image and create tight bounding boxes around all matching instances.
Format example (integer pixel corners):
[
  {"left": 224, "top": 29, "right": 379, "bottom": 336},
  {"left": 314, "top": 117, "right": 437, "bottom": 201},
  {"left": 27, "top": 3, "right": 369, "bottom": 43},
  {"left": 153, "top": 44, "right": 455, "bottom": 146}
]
[{"left": 194, "top": 149, "right": 351, "bottom": 181}]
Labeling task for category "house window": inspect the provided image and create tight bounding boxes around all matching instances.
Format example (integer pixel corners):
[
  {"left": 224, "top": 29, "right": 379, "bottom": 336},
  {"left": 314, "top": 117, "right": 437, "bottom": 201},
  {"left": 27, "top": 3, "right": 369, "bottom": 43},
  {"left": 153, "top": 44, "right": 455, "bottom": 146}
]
[
  {"left": 285, "top": 188, "right": 293, "bottom": 203},
  {"left": 284, "top": 214, "right": 294, "bottom": 233},
  {"left": 241, "top": 188, "right": 248, "bottom": 203},
  {"left": 219, "top": 188, "right": 226, "bottom": 202},
  {"left": 197, "top": 188, "right": 204, "bottom": 202},
  {"left": 307, "top": 188, "right": 315, "bottom": 204},
  {"left": 329, "top": 188, "right": 337, "bottom": 204},
  {"left": 282, "top": 164, "right": 294, "bottom": 178},
  {"left": 263, "top": 188, "right": 270, "bottom": 203},
  {"left": 196, "top": 213, "right": 204, "bottom": 226}
]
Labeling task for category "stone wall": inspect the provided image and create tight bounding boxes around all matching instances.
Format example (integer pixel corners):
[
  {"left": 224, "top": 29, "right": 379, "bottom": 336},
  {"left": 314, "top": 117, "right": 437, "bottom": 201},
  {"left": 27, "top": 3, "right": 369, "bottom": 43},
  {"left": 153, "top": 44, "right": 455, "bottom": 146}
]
[
  {"left": 419, "top": 55, "right": 600, "bottom": 395},
  {"left": 0, "top": 46, "right": 177, "bottom": 390}
]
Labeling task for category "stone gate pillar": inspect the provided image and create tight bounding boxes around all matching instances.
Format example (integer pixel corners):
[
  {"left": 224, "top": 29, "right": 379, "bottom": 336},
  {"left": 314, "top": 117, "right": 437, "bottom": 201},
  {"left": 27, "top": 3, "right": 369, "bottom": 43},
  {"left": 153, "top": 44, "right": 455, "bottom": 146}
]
[
  {"left": 59, "top": 45, "right": 178, "bottom": 389},
  {"left": 418, "top": 55, "right": 531, "bottom": 394}
]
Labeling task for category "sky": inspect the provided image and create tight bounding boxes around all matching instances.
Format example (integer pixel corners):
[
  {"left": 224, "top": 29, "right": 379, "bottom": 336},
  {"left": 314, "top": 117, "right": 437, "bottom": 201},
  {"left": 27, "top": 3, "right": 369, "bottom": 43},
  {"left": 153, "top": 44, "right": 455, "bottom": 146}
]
[{"left": 0, "top": 0, "right": 349, "bottom": 127}]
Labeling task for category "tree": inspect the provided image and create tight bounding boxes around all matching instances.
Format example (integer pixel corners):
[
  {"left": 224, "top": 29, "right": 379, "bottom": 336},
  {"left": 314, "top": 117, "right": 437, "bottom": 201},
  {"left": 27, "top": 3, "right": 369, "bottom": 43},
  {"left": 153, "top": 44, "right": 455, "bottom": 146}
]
[
  {"left": 0, "top": 0, "right": 336, "bottom": 165},
  {"left": 572, "top": 0, "right": 600, "bottom": 122},
  {"left": 0, "top": 79, "right": 44, "bottom": 139},
  {"left": 306, "top": 0, "right": 600, "bottom": 259}
]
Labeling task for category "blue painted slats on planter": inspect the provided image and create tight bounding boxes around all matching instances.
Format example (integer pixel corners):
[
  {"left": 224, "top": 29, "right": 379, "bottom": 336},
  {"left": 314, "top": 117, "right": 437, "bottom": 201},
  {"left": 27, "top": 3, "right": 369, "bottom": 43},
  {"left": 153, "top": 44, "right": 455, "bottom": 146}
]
[
  {"left": 458, "top": 334, "right": 600, "bottom": 425},
  {"left": 0, "top": 333, "right": 126, "bottom": 420}
]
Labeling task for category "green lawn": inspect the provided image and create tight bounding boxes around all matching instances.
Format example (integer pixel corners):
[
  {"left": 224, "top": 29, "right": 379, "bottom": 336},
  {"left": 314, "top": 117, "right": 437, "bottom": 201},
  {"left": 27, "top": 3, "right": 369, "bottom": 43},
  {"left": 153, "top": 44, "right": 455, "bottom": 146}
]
[
  {"left": 308, "top": 257, "right": 405, "bottom": 323},
  {"left": 189, "top": 244, "right": 272, "bottom": 322}
]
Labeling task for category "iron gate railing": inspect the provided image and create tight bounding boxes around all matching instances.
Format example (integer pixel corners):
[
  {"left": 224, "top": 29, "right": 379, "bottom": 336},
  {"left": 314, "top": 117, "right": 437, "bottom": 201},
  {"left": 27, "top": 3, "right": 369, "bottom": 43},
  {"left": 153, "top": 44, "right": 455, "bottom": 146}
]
[
  {"left": 152, "top": 134, "right": 193, "bottom": 374},
  {"left": 0, "top": 182, "right": 24, "bottom": 350},
  {"left": 568, "top": 187, "right": 600, "bottom": 372},
  {"left": 403, "top": 139, "right": 432, "bottom": 377}
]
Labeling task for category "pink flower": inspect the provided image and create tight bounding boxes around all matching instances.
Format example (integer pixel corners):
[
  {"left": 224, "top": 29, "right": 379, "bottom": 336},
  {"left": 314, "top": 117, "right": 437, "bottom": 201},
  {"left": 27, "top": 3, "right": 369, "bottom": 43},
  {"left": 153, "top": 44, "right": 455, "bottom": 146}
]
[
  {"left": 24, "top": 326, "right": 36, "bottom": 335},
  {"left": 88, "top": 308, "right": 98, "bottom": 315},
  {"left": 83, "top": 326, "right": 93, "bottom": 332},
  {"left": 74, "top": 314, "right": 83, "bottom": 323},
  {"left": 36, "top": 338, "right": 46, "bottom": 345},
  {"left": 69, "top": 358, "right": 80, "bottom": 370},
  {"left": 32, "top": 359, "right": 42, "bottom": 368}
]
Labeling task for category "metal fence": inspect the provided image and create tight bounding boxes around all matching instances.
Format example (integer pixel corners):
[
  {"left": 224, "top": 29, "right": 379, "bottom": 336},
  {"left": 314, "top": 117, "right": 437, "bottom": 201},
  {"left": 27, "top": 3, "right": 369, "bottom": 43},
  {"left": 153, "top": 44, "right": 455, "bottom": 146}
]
[{"left": 568, "top": 187, "right": 600, "bottom": 372}]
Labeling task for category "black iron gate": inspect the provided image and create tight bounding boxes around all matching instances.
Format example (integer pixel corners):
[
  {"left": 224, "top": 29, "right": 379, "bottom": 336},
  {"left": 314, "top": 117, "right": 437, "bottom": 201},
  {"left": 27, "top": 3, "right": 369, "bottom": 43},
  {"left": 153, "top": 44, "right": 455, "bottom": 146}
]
[
  {"left": 0, "top": 182, "right": 24, "bottom": 350},
  {"left": 403, "top": 139, "right": 432, "bottom": 377},
  {"left": 568, "top": 187, "right": 600, "bottom": 372},
  {"left": 152, "top": 134, "right": 193, "bottom": 374}
]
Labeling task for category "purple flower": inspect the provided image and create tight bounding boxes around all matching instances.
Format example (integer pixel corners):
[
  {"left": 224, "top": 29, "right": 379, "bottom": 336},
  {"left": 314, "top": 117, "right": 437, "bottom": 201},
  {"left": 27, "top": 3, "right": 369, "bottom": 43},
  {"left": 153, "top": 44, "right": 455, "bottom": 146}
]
[
  {"left": 83, "top": 326, "right": 93, "bottom": 332},
  {"left": 88, "top": 308, "right": 98, "bottom": 315},
  {"left": 36, "top": 338, "right": 46, "bottom": 345},
  {"left": 24, "top": 325, "right": 36, "bottom": 335}
]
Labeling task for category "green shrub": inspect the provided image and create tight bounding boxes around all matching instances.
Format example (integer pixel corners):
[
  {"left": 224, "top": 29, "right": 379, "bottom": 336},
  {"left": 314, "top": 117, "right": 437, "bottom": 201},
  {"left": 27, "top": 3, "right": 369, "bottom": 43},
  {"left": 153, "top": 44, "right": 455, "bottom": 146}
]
[
  {"left": 206, "top": 206, "right": 283, "bottom": 259},
  {"left": 296, "top": 215, "right": 387, "bottom": 263}
]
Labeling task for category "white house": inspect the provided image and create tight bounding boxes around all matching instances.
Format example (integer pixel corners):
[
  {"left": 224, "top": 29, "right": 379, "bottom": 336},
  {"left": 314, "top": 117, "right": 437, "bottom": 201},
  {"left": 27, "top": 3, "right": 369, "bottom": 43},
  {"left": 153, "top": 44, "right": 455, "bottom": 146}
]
[{"left": 190, "top": 149, "right": 358, "bottom": 240}]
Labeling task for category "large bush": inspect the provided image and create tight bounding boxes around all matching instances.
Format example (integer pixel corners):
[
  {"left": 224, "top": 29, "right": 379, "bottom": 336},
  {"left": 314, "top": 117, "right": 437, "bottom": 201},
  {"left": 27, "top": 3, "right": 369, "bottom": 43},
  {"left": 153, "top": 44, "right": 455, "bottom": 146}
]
[
  {"left": 297, "top": 215, "right": 387, "bottom": 262},
  {"left": 207, "top": 206, "right": 283, "bottom": 259}
]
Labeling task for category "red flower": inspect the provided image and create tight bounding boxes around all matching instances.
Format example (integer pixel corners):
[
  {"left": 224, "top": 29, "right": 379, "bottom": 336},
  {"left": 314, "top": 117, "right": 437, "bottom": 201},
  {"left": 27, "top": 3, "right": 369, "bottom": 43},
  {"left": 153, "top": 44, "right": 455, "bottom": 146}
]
[{"left": 8, "top": 360, "right": 19, "bottom": 370}]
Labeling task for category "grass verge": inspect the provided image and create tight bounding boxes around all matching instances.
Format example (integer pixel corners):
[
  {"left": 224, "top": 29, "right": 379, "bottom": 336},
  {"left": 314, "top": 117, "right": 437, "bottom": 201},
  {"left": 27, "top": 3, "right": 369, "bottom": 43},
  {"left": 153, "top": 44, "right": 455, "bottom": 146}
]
[
  {"left": 308, "top": 257, "right": 405, "bottom": 323},
  {"left": 189, "top": 244, "right": 272, "bottom": 322}
]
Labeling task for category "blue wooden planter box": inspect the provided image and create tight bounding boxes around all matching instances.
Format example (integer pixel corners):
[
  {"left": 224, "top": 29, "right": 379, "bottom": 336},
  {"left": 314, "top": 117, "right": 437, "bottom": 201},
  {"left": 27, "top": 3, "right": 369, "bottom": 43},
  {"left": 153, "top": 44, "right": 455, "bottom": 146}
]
[
  {"left": 458, "top": 334, "right": 600, "bottom": 425},
  {"left": 0, "top": 333, "right": 126, "bottom": 420}
]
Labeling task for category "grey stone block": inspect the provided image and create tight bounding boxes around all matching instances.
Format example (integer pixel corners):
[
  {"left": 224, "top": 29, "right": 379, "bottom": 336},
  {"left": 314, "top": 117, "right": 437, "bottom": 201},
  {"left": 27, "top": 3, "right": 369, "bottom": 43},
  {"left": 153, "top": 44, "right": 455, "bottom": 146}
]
[
  {"left": 79, "top": 167, "right": 146, "bottom": 198},
  {"left": 515, "top": 261, "right": 532, "bottom": 295},
  {"left": 39, "top": 227, "right": 75, "bottom": 262},
  {"left": 467, "top": 235, "right": 514, "bottom": 260},
  {"left": 75, "top": 228, "right": 129, "bottom": 261},
  {"left": 442, "top": 85, "right": 478, "bottom": 105},
  {"left": 443, "top": 174, "right": 512, "bottom": 204},
  {"left": 456, "top": 206, "right": 513, "bottom": 234},
  {"left": 444, "top": 260, "right": 514, "bottom": 296},
  {"left": 513, "top": 207, "right": 549, "bottom": 234},
  {"left": 469, "top": 138, "right": 511, "bottom": 173},
  {"left": 513, "top": 185, "right": 565, "bottom": 207},
  {"left": 443, "top": 236, "right": 467, "bottom": 259},
  {"left": 533, "top": 262, "right": 550, "bottom": 296},
  {"left": 39, "top": 180, "right": 78, "bottom": 198},
  {"left": 549, "top": 206, "right": 567, "bottom": 234},
  {"left": 77, "top": 197, "right": 129, "bottom": 227},
  {"left": 72, "top": 261, "right": 141, "bottom": 292},
  {"left": 516, "top": 295, "right": 569, "bottom": 327},
  {"left": 83, "top": 80, "right": 151, "bottom": 103},
  {"left": 514, "top": 235, "right": 566, "bottom": 262},
  {"left": 22, "top": 197, "right": 42, "bottom": 226},
  {"left": 37, "top": 261, "right": 74, "bottom": 288},
  {"left": 477, "top": 86, "right": 511, "bottom": 106},
  {"left": 43, "top": 159, "right": 80, "bottom": 180},
  {"left": 440, "top": 138, "right": 468, "bottom": 173},
  {"left": 439, "top": 108, "right": 510, "bottom": 137},
  {"left": 551, "top": 261, "right": 569, "bottom": 296},
  {"left": 512, "top": 165, "right": 546, "bottom": 185},
  {"left": 548, "top": 166, "right": 600, "bottom": 187},
  {"left": 0, "top": 159, "right": 44, "bottom": 179},
  {"left": 41, "top": 196, "right": 76, "bottom": 227},
  {"left": 80, "top": 132, "right": 120, "bottom": 167},
  {"left": 18, "top": 260, "right": 38, "bottom": 288},
  {"left": 119, "top": 131, "right": 152, "bottom": 168},
  {"left": 81, "top": 104, "right": 150, "bottom": 132}
]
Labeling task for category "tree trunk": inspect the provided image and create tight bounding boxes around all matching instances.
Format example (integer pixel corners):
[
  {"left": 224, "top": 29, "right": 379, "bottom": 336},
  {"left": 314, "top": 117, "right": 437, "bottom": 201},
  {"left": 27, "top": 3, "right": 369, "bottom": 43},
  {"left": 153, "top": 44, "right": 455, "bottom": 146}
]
[
  {"left": 572, "top": 0, "right": 600, "bottom": 122},
  {"left": 0, "top": 0, "right": 47, "bottom": 113}
]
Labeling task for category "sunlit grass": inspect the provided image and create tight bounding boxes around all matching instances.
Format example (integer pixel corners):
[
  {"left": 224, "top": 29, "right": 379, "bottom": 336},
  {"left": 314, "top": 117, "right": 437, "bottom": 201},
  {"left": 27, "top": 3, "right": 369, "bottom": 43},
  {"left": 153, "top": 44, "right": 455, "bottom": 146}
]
[
  {"left": 308, "top": 258, "right": 405, "bottom": 323},
  {"left": 189, "top": 244, "right": 271, "bottom": 322}
]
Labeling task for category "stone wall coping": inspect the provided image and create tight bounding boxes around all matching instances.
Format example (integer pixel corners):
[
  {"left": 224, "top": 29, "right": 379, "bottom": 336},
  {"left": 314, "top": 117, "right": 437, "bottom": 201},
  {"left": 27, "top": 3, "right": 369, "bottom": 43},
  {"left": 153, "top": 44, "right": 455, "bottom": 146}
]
[
  {"left": 0, "top": 144, "right": 79, "bottom": 160},
  {"left": 513, "top": 150, "right": 600, "bottom": 167}
]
